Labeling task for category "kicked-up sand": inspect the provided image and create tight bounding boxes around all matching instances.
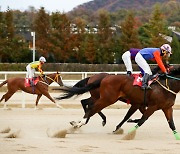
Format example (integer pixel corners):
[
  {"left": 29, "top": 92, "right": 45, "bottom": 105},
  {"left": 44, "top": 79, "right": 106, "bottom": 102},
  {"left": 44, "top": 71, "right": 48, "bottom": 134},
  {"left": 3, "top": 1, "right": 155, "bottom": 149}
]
[{"left": 0, "top": 107, "right": 180, "bottom": 154}]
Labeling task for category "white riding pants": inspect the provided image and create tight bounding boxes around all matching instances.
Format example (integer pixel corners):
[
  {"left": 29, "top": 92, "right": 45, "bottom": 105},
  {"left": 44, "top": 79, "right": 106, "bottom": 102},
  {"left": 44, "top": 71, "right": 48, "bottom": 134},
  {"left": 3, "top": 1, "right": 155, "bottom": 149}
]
[
  {"left": 122, "top": 51, "right": 133, "bottom": 72},
  {"left": 26, "top": 64, "right": 35, "bottom": 78},
  {"left": 135, "top": 52, "right": 152, "bottom": 75}
]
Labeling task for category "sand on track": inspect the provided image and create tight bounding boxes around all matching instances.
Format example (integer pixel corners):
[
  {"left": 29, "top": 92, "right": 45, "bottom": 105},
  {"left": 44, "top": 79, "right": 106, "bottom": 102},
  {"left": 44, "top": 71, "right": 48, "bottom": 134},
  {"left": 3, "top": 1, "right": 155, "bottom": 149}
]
[{"left": 0, "top": 108, "right": 180, "bottom": 154}]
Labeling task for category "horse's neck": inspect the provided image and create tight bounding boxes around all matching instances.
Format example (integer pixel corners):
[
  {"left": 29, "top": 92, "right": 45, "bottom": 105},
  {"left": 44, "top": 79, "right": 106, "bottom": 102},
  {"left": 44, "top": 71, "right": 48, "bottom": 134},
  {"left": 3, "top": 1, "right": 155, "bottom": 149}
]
[
  {"left": 46, "top": 75, "right": 54, "bottom": 85},
  {"left": 169, "top": 79, "right": 180, "bottom": 93},
  {"left": 160, "top": 78, "right": 180, "bottom": 94}
]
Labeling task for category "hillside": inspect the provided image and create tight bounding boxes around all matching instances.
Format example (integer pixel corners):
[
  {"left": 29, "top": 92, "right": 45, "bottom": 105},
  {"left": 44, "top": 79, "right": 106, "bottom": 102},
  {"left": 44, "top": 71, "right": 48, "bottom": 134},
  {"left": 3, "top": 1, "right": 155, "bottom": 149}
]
[{"left": 74, "top": 0, "right": 174, "bottom": 12}]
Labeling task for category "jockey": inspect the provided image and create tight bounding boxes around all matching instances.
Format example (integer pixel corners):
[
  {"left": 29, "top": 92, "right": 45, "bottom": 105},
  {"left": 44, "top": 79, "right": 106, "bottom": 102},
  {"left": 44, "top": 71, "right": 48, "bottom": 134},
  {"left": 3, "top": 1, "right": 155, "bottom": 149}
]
[
  {"left": 26, "top": 56, "right": 46, "bottom": 85},
  {"left": 135, "top": 44, "right": 172, "bottom": 89},
  {"left": 122, "top": 48, "right": 141, "bottom": 76}
]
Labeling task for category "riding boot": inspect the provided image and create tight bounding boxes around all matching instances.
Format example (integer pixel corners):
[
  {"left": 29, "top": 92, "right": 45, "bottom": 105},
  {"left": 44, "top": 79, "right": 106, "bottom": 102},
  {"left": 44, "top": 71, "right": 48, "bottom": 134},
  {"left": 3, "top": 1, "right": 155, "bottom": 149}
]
[
  {"left": 29, "top": 78, "right": 34, "bottom": 87},
  {"left": 127, "top": 71, "right": 132, "bottom": 76},
  {"left": 141, "top": 73, "right": 151, "bottom": 90}
]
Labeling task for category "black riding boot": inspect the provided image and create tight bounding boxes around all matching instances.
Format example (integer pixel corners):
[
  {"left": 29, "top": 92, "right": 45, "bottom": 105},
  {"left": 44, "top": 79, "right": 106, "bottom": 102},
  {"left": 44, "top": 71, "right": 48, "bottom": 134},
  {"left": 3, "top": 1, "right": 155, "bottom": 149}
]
[
  {"left": 141, "top": 73, "right": 151, "bottom": 90},
  {"left": 29, "top": 78, "right": 34, "bottom": 87},
  {"left": 127, "top": 71, "right": 132, "bottom": 76}
]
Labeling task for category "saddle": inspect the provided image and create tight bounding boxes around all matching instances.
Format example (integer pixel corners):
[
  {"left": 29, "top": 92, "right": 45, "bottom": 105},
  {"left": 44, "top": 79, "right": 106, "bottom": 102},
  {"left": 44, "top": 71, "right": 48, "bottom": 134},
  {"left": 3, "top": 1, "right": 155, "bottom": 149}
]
[
  {"left": 132, "top": 74, "right": 158, "bottom": 87},
  {"left": 124, "top": 74, "right": 158, "bottom": 105},
  {"left": 25, "top": 77, "right": 39, "bottom": 87}
]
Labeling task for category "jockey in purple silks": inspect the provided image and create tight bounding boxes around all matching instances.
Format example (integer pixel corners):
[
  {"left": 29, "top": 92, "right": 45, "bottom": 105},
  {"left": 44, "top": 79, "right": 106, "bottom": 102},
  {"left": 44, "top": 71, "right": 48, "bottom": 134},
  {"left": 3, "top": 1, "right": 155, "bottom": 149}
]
[
  {"left": 135, "top": 44, "right": 172, "bottom": 89},
  {"left": 122, "top": 44, "right": 172, "bottom": 89},
  {"left": 122, "top": 48, "right": 143, "bottom": 76}
]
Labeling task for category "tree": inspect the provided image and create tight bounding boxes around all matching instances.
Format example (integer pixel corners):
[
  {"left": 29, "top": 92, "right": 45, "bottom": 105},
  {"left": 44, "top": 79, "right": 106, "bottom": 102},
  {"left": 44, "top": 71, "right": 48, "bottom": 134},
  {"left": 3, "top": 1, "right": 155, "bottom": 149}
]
[
  {"left": 33, "top": 7, "right": 51, "bottom": 59},
  {"left": 71, "top": 17, "right": 87, "bottom": 63},
  {"left": 170, "top": 35, "right": 180, "bottom": 64},
  {"left": 96, "top": 10, "right": 114, "bottom": 64},
  {"left": 50, "top": 12, "right": 72, "bottom": 62},
  {"left": 0, "top": 11, "right": 7, "bottom": 62},
  {"left": 146, "top": 4, "right": 168, "bottom": 47},
  {"left": 83, "top": 32, "right": 97, "bottom": 63},
  {"left": 2, "top": 8, "right": 15, "bottom": 62},
  {"left": 120, "top": 11, "right": 141, "bottom": 52},
  {"left": 5, "top": 7, "right": 14, "bottom": 40}
]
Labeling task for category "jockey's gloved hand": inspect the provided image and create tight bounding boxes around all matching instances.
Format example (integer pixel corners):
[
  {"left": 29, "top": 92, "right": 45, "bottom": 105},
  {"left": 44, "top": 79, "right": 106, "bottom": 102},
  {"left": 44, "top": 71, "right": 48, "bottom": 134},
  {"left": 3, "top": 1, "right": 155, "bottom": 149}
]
[
  {"left": 159, "top": 72, "right": 168, "bottom": 78},
  {"left": 41, "top": 74, "right": 45, "bottom": 78}
]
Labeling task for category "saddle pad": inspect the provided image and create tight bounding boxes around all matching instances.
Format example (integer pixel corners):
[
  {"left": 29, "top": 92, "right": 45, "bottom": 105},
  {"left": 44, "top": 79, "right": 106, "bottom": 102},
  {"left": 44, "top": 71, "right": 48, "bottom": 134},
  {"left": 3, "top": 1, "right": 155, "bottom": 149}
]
[
  {"left": 132, "top": 74, "right": 158, "bottom": 87},
  {"left": 133, "top": 74, "right": 142, "bottom": 87},
  {"left": 24, "top": 77, "right": 39, "bottom": 87}
]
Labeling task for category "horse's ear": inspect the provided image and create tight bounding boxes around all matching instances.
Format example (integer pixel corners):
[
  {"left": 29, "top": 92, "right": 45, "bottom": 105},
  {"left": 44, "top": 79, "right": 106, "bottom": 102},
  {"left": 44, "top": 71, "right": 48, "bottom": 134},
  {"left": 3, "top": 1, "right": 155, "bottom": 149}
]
[{"left": 56, "top": 71, "right": 59, "bottom": 74}]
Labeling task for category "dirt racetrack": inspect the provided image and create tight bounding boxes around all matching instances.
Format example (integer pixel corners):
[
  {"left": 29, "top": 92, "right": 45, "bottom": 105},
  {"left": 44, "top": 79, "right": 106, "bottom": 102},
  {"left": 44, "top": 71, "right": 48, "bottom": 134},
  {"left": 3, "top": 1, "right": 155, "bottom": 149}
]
[{"left": 0, "top": 92, "right": 180, "bottom": 154}]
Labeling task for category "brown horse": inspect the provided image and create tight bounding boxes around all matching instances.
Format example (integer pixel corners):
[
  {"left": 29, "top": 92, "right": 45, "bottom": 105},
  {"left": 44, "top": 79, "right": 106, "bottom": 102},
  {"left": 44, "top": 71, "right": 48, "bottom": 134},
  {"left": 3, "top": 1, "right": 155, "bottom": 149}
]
[
  {"left": 0, "top": 72, "right": 63, "bottom": 109},
  {"left": 72, "top": 73, "right": 109, "bottom": 126},
  {"left": 56, "top": 67, "right": 180, "bottom": 140},
  {"left": 70, "top": 72, "right": 146, "bottom": 127}
]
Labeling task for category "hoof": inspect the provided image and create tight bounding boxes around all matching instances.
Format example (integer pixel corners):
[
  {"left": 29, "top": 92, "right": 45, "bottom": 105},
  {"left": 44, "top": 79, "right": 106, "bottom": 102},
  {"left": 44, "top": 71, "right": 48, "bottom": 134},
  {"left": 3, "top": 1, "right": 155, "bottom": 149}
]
[
  {"left": 70, "top": 121, "right": 77, "bottom": 127},
  {"left": 102, "top": 121, "right": 106, "bottom": 126},
  {"left": 56, "top": 104, "right": 64, "bottom": 109},
  {"left": 113, "top": 128, "right": 124, "bottom": 134}
]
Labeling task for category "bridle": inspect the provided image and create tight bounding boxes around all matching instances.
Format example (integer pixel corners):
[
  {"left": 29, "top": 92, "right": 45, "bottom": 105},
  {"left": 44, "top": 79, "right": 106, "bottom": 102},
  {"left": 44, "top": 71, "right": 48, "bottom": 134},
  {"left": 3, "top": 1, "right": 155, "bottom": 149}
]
[{"left": 40, "top": 73, "right": 62, "bottom": 85}]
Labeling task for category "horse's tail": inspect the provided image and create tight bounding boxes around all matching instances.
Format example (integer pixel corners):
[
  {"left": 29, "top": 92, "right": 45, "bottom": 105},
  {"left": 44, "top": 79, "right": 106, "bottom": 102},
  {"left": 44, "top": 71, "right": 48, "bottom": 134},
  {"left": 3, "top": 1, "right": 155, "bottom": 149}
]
[
  {"left": 0, "top": 80, "right": 8, "bottom": 88},
  {"left": 73, "top": 77, "right": 90, "bottom": 88},
  {"left": 55, "top": 79, "right": 101, "bottom": 100}
]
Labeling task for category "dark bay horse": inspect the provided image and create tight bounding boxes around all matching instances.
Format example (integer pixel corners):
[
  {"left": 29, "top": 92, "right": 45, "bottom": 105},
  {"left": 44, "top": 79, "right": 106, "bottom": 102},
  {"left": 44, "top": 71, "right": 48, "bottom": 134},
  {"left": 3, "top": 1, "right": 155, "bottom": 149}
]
[
  {"left": 72, "top": 73, "right": 109, "bottom": 126},
  {"left": 70, "top": 72, "right": 146, "bottom": 127},
  {"left": 57, "top": 67, "right": 180, "bottom": 140},
  {"left": 0, "top": 72, "right": 63, "bottom": 109}
]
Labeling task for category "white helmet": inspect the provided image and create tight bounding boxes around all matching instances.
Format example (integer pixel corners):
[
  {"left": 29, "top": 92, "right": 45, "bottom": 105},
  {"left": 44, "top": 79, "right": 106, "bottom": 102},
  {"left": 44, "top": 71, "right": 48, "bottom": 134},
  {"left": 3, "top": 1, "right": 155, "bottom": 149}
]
[
  {"left": 160, "top": 44, "right": 172, "bottom": 54},
  {"left": 39, "top": 56, "right": 46, "bottom": 62}
]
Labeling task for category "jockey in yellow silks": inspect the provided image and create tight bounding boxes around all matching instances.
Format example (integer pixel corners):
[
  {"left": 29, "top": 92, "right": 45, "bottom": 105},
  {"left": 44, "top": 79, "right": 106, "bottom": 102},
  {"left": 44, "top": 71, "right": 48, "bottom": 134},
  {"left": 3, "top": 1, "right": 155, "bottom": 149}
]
[{"left": 26, "top": 56, "right": 46, "bottom": 84}]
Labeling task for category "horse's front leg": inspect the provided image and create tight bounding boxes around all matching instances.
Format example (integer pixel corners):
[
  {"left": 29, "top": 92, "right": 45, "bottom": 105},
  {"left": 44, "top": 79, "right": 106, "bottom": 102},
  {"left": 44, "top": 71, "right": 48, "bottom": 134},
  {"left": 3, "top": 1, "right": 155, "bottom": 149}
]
[
  {"left": 70, "top": 98, "right": 90, "bottom": 127},
  {"left": 42, "top": 91, "right": 63, "bottom": 109},
  {"left": 74, "top": 98, "right": 110, "bottom": 128},
  {"left": 113, "top": 105, "right": 140, "bottom": 133},
  {"left": 163, "top": 107, "right": 180, "bottom": 140},
  {"left": 128, "top": 105, "right": 157, "bottom": 133},
  {"left": 81, "top": 98, "right": 106, "bottom": 126},
  {"left": 34, "top": 94, "right": 42, "bottom": 110}
]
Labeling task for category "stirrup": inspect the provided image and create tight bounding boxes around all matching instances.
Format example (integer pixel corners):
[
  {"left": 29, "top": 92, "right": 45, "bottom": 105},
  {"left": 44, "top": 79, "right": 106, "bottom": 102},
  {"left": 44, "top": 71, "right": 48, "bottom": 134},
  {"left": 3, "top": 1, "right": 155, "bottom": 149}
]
[{"left": 141, "top": 85, "right": 151, "bottom": 90}]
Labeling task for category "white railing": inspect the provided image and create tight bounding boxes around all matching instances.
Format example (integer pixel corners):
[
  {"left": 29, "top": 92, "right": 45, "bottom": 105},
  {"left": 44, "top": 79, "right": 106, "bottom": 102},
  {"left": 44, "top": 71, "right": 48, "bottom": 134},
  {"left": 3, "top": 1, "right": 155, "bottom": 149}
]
[
  {"left": 0, "top": 71, "right": 131, "bottom": 108},
  {"left": 0, "top": 71, "right": 140, "bottom": 86}
]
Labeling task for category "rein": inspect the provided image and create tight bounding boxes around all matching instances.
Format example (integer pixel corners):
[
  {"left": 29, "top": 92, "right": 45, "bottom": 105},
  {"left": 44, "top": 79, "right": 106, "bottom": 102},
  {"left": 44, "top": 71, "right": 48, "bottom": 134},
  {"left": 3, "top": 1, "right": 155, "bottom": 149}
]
[
  {"left": 40, "top": 73, "right": 60, "bottom": 85},
  {"left": 166, "top": 75, "right": 180, "bottom": 81},
  {"left": 156, "top": 74, "right": 180, "bottom": 95},
  {"left": 156, "top": 80, "right": 177, "bottom": 95}
]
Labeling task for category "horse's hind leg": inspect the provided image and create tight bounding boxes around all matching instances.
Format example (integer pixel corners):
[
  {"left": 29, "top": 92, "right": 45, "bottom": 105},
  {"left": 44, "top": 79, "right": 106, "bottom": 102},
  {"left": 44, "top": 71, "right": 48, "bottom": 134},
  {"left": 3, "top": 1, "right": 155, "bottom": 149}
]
[
  {"left": 0, "top": 95, "right": 6, "bottom": 108},
  {"left": 127, "top": 105, "right": 147, "bottom": 123},
  {"left": 98, "top": 112, "right": 106, "bottom": 126},
  {"left": 34, "top": 94, "right": 42, "bottom": 110},
  {"left": 0, "top": 92, "right": 15, "bottom": 109},
  {"left": 81, "top": 98, "right": 89, "bottom": 113}
]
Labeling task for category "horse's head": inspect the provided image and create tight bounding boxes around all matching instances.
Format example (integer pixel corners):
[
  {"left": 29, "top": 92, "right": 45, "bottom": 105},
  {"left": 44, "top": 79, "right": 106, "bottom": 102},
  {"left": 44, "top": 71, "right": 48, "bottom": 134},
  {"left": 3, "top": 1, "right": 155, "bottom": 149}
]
[
  {"left": 160, "top": 66, "right": 180, "bottom": 94},
  {"left": 54, "top": 72, "right": 63, "bottom": 86},
  {"left": 46, "top": 72, "right": 63, "bottom": 86}
]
